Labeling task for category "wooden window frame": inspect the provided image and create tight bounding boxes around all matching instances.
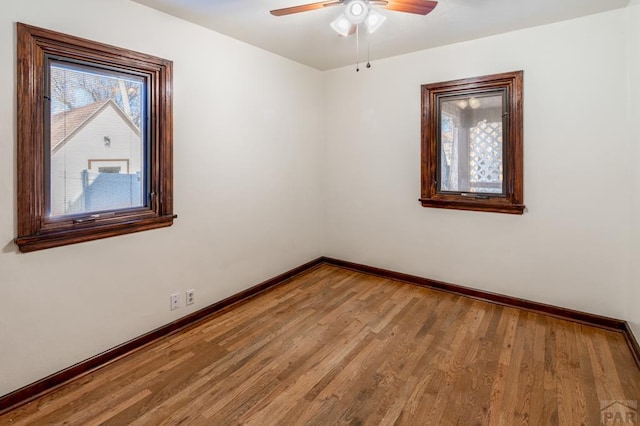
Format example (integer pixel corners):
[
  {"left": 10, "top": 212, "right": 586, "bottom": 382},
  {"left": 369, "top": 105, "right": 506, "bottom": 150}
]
[
  {"left": 15, "top": 23, "right": 175, "bottom": 252},
  {"left": 420, "top": 71, "right": 525, "bottom": 215}
]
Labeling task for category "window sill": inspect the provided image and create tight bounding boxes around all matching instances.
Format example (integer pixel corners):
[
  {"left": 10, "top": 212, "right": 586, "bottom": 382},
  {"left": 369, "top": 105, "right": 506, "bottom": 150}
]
[
  {"left": 419, "top": 198, "right": 525, "bottom": 215},
  {"left": 15, "top": 214, "right": 177, "bottom": 252}
]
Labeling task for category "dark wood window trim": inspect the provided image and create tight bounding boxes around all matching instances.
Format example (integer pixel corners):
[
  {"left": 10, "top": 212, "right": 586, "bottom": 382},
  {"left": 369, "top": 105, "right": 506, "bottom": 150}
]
[
  {"left": 15, "top": 23, "right": 175, "bottom": 252},
  {"left": 420, "top": 71, "right": 524, "bottom": 214}
]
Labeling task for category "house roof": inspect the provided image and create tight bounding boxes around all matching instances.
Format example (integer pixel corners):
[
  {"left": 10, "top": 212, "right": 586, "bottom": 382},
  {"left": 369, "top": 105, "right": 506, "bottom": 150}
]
[{"left": 51, "top": 99, "right": 140, "bottom": 153}]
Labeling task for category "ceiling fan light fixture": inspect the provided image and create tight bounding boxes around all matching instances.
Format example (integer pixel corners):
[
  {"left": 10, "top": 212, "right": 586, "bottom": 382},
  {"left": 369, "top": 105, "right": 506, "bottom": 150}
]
[
  {"left": 330, "top": 14, "right": 353, "bottom": 36},
  {"left": 344, "top": 0, "right": 369, "bottom": 24},
  {"left": 365, "top": 8, "right": 386, "bottom": 33}
]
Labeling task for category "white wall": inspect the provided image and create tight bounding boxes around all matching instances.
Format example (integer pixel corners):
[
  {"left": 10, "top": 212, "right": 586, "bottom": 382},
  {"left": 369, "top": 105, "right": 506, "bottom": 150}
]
[
  {"left": 628, "top": 0, "right": 640, "bottom": 338},
  {"left": 0, "top": 0, "right": 322, "bottom": 397},
  {"left": 322, "top": 9, "right": 631, "bottom": 320}
]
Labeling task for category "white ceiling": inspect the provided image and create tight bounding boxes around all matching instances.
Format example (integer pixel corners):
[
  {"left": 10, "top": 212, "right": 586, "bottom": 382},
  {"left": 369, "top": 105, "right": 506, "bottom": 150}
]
[{"left": 132, "top": 0, "right": 630, "bottom": 70}]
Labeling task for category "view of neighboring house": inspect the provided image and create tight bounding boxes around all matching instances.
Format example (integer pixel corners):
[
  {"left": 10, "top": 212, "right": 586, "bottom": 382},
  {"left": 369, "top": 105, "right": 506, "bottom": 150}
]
[{"left": 50, "top": 99, "right": 144, "bottom": 216}]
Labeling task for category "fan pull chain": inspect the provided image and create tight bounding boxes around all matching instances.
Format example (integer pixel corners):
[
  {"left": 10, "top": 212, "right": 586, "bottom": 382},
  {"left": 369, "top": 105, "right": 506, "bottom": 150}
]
[
  {"left": 356, "top": 25, "right": 360, "bottom": 72},
  {"left": 366, "top": 27, "right": 371, "bottom": 69}
]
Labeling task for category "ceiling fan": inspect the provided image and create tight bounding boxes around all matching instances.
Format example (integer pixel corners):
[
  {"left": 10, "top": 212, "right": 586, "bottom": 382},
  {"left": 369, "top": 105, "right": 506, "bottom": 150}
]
[
  {"left": 271, "top": 0, "right": 438, "bottom": 36},
  {"left": 271, "top": 0, "right": 437, "bottom": 70},
  {"left": 270, "top": 0, "right": 438, "bottom": 18}
]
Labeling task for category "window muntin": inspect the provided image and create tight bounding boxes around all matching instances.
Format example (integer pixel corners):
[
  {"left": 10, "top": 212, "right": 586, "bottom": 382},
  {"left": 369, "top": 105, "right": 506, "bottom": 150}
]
[{"left": 420, "top": 71, "right": 524, "bottom": 214}]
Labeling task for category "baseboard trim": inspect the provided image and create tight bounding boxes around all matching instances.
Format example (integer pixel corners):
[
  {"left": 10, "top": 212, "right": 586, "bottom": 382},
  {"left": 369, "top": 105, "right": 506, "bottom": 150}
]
[
  {"left": 0, "top": 257, "right": 324, "bottom": 414},
  {"left": 622, "top": 322, "right": 640, "bottom": 370},
  {"left": 322, "top": 257, "right": 640, "bottom": 369}
]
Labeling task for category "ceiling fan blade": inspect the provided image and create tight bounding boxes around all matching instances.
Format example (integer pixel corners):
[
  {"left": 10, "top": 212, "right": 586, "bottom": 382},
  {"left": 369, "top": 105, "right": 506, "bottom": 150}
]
[
  {"left": 383, "top": 0, "right": 437, "bottom": 15},
  {"left": 270, "top": 1, "right": 342, "bottom": 16}
]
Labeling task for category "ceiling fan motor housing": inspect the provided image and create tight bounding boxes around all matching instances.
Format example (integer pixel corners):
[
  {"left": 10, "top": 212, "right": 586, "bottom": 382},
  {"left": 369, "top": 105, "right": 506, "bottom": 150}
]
[{"left": 345, "top": 0, "right": 369, "bottom": 24}]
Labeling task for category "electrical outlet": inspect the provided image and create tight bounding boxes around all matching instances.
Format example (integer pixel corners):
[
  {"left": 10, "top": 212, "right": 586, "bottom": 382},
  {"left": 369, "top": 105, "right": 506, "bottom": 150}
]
[
  {"left": 186, "top": 289, "right": 195, "bottom": 306},
  {"left": 170, "top": 293, "right": 180, "bottom": 310}
]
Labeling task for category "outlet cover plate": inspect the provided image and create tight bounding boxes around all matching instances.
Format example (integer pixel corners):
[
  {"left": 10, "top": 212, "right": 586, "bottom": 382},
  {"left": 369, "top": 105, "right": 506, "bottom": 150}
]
[
  {"left": 186, "top": 289, "right": 195, "bottom": 306},
  {"left": 170, "top": 293, "right": 180, "bottom": 310}
]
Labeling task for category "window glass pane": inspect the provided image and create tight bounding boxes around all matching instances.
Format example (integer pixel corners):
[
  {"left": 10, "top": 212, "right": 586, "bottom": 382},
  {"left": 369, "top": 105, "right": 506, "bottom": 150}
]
[
  {"left": 49, "top": 62, "right": 145, "bottom": 217},
  {"left": 439, "top": 94, "right": 504, "bottom": 194}
]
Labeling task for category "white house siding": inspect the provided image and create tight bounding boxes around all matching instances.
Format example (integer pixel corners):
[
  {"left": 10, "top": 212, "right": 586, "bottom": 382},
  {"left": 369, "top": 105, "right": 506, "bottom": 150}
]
[{"left": 50, "top": 103, "right": 142, "bottom": 216}]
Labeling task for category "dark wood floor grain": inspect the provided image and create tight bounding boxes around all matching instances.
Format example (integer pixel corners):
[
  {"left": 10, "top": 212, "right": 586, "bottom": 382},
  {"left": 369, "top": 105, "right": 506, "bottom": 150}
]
[{"left": 1, "top": 264, "right": 638, "bottom": 425}]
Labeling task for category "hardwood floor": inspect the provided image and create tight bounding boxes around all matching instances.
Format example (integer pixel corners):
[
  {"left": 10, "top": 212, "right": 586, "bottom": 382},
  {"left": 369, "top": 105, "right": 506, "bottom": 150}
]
[{"left": 1, "top": 264, "right": 639, "bottom": 425}]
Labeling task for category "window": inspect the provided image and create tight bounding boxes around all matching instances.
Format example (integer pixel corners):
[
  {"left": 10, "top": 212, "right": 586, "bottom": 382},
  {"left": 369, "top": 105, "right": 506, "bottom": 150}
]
[
  {"left": 16, "top": 23, "right": 175, "bottom": 252},
  {"left": 97, "top": 167, "right": 122, "bottom": 174},
  {"left": 420, "top": 71, "right": 524, "bottom": 214}
]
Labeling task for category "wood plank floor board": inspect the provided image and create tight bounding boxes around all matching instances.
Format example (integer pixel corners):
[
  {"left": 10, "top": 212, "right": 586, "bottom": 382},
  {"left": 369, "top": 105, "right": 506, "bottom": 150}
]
[
  {"left": 1, "top": 264, "right": 639, "bottom": 425},
  {"left": 575, "top": 324, "right": 602, "bottom": 423},
  {"left": 543, "top": 318, "right": 560, "bottom": 425},
  {"left": 453, "top": 304, "right": 500, "bottom": 425},
  {"left": 527, "top": 313, "right": 548, "bottom": 426},
  {"left": 554, "top": 321, "right": 576, "bottom": 424},
  {"left": 499, "top": 314, "right": 526, "bottom": 423}
]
